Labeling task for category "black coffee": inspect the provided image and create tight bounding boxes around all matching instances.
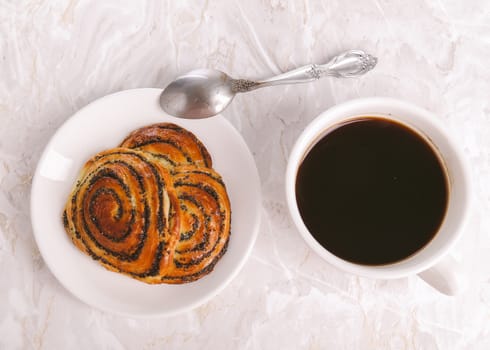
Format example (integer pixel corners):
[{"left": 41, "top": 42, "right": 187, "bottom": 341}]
[{"left": 296, "top": 117, "right": 449, "bottom": 265}]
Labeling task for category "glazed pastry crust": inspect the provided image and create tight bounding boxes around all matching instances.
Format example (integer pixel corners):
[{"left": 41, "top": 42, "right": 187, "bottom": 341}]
[{"left": 120, "top": 123, "right": 212, "bottom": 168}]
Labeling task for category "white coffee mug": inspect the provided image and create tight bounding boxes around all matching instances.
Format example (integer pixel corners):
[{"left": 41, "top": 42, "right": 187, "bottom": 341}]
[{"left": 285, "top": 97, "right": 471, "bottom": 295}]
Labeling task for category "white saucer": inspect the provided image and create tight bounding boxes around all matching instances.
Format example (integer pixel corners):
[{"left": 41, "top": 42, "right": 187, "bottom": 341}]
[{"left": 30, "top": 88, "right": 261, "bottom": 318}]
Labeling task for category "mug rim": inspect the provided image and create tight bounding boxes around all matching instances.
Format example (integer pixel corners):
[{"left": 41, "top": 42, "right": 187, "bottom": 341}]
[{"left": 285, "top": 97, "right": 472, "bottom": 279}]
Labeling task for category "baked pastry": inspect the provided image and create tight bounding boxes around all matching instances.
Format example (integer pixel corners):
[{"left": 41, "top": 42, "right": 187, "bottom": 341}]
[
  {"left": 63, "top": 124, "right": 231, "bottom": 284},
  {"left": 161, "top": 165, "right": 231, "bottom": 283},
  {"left": 120, "top": 123, "right": 212, "bottom": 167},
  {"left": 63, "top": 148, "right": 182, "bottom": 283}
]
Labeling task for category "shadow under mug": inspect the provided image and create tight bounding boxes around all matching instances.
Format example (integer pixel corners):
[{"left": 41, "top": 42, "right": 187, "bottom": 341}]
[{"left": 285, "top": 97, "right": 472, "bottom": 295}]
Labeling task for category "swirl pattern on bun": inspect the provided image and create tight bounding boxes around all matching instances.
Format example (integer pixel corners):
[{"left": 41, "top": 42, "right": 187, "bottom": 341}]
[
  {"left": 63, "top": 148, "right": 181, "bottom": 283},
  {"left": 161, "top": 165, "right": 231, "bottom": 283}
]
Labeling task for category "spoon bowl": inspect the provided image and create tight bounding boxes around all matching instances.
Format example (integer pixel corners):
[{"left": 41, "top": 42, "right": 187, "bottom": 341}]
[{"left": 160, "top": 69, "right": 235, "bottom": 119}]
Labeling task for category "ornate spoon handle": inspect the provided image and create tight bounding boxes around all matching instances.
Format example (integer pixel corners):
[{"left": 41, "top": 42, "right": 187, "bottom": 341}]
[{"left": 231, "top": 50, "right": 377, "bottom": 93}]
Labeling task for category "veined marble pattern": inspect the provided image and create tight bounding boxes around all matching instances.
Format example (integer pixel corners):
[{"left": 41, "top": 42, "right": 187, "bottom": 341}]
[{"left": 1, "top": 0, "right": 490, "bottom": 349}]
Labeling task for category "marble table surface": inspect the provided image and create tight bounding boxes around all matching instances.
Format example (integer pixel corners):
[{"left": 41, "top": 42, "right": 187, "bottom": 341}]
[{"left": 1, "top": 0, "right": 490, "bottom": 349}]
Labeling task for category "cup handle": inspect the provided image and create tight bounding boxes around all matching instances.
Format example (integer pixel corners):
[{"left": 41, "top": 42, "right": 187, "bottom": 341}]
[{"left": 417, "top": 255, "right": 468, "bottom": 295}]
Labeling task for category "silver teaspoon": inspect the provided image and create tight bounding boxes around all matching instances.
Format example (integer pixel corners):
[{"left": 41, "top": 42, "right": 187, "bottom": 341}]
[{"left": 160, "top": 49, "right": 377, "bottom": 119}]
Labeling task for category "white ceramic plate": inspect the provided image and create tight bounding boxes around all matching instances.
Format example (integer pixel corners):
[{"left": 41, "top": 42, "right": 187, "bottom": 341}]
[{"left": 31, "top": 88, "right": 261, "bottom": 318}]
